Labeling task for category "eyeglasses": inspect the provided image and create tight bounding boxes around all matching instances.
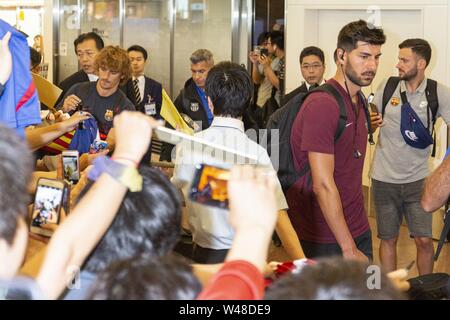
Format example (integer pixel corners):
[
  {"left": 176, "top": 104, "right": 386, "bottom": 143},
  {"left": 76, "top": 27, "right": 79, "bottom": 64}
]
[{"left": 301, "top": 63, "right": 323, "bottom": 70}]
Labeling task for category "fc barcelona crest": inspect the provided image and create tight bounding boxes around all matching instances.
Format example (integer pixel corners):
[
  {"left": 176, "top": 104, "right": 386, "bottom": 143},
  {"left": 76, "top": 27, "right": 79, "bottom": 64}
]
[
  {"left": 190, "top": 102, "right": 200, "bottom": 112},
  {"left": 104, "top": 109, "right": 114, "bottom": 122},
  {"left": 390, "top": 97, "right": 400, "bottom": 106}
]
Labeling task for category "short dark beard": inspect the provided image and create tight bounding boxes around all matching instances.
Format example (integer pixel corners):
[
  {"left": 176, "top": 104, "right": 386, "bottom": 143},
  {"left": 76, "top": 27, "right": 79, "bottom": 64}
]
[
  {"left": 344, "top": 61, "right": 375, "bottom": 87},
  {"left": 399, "top": 67, "right": 418, "bottom": 81}
]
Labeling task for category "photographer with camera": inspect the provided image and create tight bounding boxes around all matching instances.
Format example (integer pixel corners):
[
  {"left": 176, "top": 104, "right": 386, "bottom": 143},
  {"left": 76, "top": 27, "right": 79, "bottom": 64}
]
[
  {"left": 249, "top": 32, "right": 280, "bottom": 109},
  {"left": 249, "top": 31, "right": 285, "bottom": 126}
]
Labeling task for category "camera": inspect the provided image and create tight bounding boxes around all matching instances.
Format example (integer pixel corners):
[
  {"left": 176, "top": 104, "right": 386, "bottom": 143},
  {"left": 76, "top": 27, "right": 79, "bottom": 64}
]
[{"left": 260, "top": 48, "right": 269, "bottom": 57}]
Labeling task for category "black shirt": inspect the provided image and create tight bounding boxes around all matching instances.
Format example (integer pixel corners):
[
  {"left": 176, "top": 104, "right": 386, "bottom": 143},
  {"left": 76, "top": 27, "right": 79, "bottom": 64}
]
[{"left": 56, "top": 81, "right": 135, "bottom": 135}]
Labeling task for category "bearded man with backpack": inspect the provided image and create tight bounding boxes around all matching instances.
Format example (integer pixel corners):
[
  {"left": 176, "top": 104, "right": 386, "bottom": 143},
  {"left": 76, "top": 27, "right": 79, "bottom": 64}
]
[
  {"left": 370, "top": 38, "right": 450, "bottom": 275},
  {"left": 281, "top": 20, "right": 385, "bottom": 261}
]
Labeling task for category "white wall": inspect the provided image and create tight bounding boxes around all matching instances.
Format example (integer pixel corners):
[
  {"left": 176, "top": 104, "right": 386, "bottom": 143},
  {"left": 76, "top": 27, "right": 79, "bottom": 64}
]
[{"left": 285, "top": 0, "right": 450, "bottom": 186}]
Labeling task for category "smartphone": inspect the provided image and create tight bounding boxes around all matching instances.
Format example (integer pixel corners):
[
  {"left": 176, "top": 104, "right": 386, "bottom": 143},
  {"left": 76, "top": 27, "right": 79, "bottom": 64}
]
[
  {"left": 260, "top": 48, "right": 269, "bottom": 57},
  {"left": 62, "top": 150, "right": 80, "bottom": 184},
  {"left": 189, "top": 164, "right": 230, "bottom": 209},
  {"left": 405, "top": 260, "right": 415, "bottom": 272},
  {"left": 368, "top": 93, "right": 378, "bottom": 114},
  {"left": 30, "top": 178, "right": 66, "bottom": 237}
]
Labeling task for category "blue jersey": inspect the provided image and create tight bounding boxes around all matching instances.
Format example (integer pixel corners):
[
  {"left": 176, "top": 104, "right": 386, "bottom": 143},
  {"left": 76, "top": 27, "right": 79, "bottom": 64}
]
[{"left": 0, "top": 19, "right": 41, "bottom": 136}]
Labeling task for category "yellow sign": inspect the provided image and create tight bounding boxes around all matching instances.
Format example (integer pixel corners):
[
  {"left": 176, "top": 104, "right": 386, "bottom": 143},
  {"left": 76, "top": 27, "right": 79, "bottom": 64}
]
[
  {"left": 31, "top": 72, "right": 62, "bottom": 110},
  {"left": 160, "top": 88, "right": 194, "bottom": 135}
]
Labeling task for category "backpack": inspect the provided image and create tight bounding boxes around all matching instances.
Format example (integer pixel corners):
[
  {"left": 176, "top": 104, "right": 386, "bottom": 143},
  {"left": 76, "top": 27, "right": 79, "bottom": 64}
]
[
  {"left": 407, "top": 273, "right": 450, "bottom": 300},
  {"left": 265, "top": 83, "right": 374, "bottom": 193},
  {"left": 382, "top": 76, "right": 439, "bottom": 156}
]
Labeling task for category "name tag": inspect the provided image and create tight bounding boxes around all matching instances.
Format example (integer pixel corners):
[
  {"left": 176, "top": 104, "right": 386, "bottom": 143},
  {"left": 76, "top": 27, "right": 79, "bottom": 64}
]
[{"left": 145, "top": 103, "right": 156, "bottom": 116}]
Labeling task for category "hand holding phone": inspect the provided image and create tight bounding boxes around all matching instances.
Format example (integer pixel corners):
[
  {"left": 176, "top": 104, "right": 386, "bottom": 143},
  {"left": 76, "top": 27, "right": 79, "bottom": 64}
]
[
  {"left": 30, "top": 178, "right": 66, "bottom": 237},
  {"left": 260, "top": 48, "right": 269, "bottom": 57},
  {"left": 189, "top": 164, "right": 230, "bottom": 209},
  {"left": 62, "top": 150, "right": 80, "bottom": 184}
]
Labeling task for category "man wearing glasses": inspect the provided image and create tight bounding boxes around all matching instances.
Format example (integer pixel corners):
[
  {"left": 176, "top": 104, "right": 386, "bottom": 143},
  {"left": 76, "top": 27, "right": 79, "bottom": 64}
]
[{"left": 282, "top": 46, "right": 326, "bottom": 105}]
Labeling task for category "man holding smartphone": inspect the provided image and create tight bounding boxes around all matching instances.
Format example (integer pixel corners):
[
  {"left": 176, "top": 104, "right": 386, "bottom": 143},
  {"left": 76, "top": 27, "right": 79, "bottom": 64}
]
[
  {"left": 249, "top": 31, "right": 284, "bottom": 109},
  {"left": 56, "top": 46, "right": 135, "bottom": 138}
]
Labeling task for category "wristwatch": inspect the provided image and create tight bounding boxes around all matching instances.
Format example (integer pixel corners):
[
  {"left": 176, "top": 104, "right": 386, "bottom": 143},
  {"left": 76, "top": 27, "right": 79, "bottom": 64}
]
[{"left": 88, "top": 156, "right": 142, "bottom": 192}]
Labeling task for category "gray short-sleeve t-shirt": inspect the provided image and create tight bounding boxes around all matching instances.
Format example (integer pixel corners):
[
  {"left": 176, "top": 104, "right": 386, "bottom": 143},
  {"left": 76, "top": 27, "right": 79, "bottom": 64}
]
[{"left": 371, "top": 78, "right": 450, "bottom": 183}]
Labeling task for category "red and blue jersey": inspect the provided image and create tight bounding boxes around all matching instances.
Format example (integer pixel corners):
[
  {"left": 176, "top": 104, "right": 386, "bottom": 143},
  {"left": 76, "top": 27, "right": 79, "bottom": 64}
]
[{"left": 0, "top": 19, "right": 41, "bottom": 137}]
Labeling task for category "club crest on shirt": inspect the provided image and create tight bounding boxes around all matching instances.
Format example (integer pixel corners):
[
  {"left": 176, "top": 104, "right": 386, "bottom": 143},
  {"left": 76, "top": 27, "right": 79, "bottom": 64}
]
[
  {"left": 390, "top": 97, "right": 400, "bottom": 106},
  {"left": 190, "top": 102, "right": 200, "bottom": 112},
  {"left": 104, "top": 109, "right": 114, "bottom": 122}
]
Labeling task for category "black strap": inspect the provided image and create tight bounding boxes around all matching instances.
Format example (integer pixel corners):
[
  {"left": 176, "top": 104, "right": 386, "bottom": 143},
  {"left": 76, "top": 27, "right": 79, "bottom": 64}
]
[
  {"left": 359, "top": 91, "right": 375, "bottom": 145},
  {"left": 434, "top": 207, "right": 450, "bottom": 261},
  {"left": 385, "top": 78, "right": 439, "bottom": 157},
  {"left": 425, "top": 79, "right": 439, "bottom": 157},
  {"left": 309, "top": 83, "right": 347, "bottom": 142},
  {"left": 426, "top": 79, "right": 439, "bottom": 124},
  {"left": 382, "top": 76, "right": 401, "bottom": 118}
]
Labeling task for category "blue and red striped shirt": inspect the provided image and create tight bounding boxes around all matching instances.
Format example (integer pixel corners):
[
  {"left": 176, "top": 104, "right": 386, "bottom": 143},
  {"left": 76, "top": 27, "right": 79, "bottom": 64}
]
[{"left": 0, "top": 19, "right": 41, "bottom": 137}]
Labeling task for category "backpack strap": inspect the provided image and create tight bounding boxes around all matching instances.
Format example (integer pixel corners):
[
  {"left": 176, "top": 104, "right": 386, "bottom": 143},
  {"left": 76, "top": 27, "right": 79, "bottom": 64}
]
[
  {"left": 426, "top": 79, "right": 439, "bottom": 125},
  {"left": 382, "top": 76, "right": 401, "bottom": 118},
  {"left": 425, "top": 79, "right": 439, "bottom": 157},
  {"left": 358, "top": 90, "right": 375, "bottom": 145},
  {"left": 434, "top": 206, "right": 450, "bottom": 261},
  {"left": 310, "top": 83, "right": 347, "bottom": 142}
]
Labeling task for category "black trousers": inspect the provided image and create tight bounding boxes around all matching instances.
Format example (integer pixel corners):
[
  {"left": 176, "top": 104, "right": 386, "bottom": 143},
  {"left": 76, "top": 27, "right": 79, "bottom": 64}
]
[
  {"left": 191, "top": 243, "right": 229, "bottom": 264},
  {"left": 300, "top": 230, "right": 373, "bottom": 261}
]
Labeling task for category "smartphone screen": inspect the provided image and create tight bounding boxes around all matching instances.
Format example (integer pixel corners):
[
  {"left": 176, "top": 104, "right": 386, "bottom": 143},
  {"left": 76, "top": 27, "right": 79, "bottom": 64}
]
[
  {"left": 189, "top": 164, "right": 230, "bottom": 209},
  {"left": 62, "top": 151, "right": 79, "bottom": 184},
  {"left": 30, "top": 179, "right": 65, "bottom": 237}
]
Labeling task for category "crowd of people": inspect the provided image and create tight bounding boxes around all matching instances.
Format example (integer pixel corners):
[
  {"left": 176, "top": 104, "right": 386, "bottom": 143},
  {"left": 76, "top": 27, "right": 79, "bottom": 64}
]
[{"left": 0, "top": 17, "right": 449, "bottom": 300}]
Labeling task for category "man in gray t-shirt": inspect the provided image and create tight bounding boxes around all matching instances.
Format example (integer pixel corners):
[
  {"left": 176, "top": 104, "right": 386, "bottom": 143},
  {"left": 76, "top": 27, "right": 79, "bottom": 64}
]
[{"left": 370, "top": 39, "right": 450, "bottom": 276}]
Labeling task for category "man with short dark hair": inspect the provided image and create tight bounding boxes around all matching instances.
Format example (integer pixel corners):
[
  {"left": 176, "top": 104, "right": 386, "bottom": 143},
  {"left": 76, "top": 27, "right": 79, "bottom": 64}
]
[
  {"left": 370, "top": 38, "right": 450, "bottom": 275},
  {"left": 282, "top": 46, "right": 326, "bottom": 105},
  {"left": 62, "top": 165, "right": 183, "bottom": 299},
  {"left": 121, "top": 45, "right": 162, "bottom": 118},
  {"left": 56, "top": 32, "right": 104, "bottom": 107},
  {"left": 288, "top": 20, "right": 386, "bottom": 261},
  {"left": 172, "top": 61, "right": 304, "bottom": 264},
  {"left": 56, "top": 46, "right": 135, "bottom": 137},
  {"left": 251, "top": 31, "right": 285, "bottom": 107},
  {"left": 249, "top": 32, "right": 278, "bottom": 109}
]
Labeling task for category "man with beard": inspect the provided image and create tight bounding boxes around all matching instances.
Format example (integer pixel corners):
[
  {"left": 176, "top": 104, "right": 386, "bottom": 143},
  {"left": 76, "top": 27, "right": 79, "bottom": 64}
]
[
  {"left": 370, "top": 39, "right": 450, "bottom": 275},
  {"left": 56, "top": 46, "right": 135, "bottom": 137},
  {"left": 287, "top": 20, "right": 385, "bottom": 261}
]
